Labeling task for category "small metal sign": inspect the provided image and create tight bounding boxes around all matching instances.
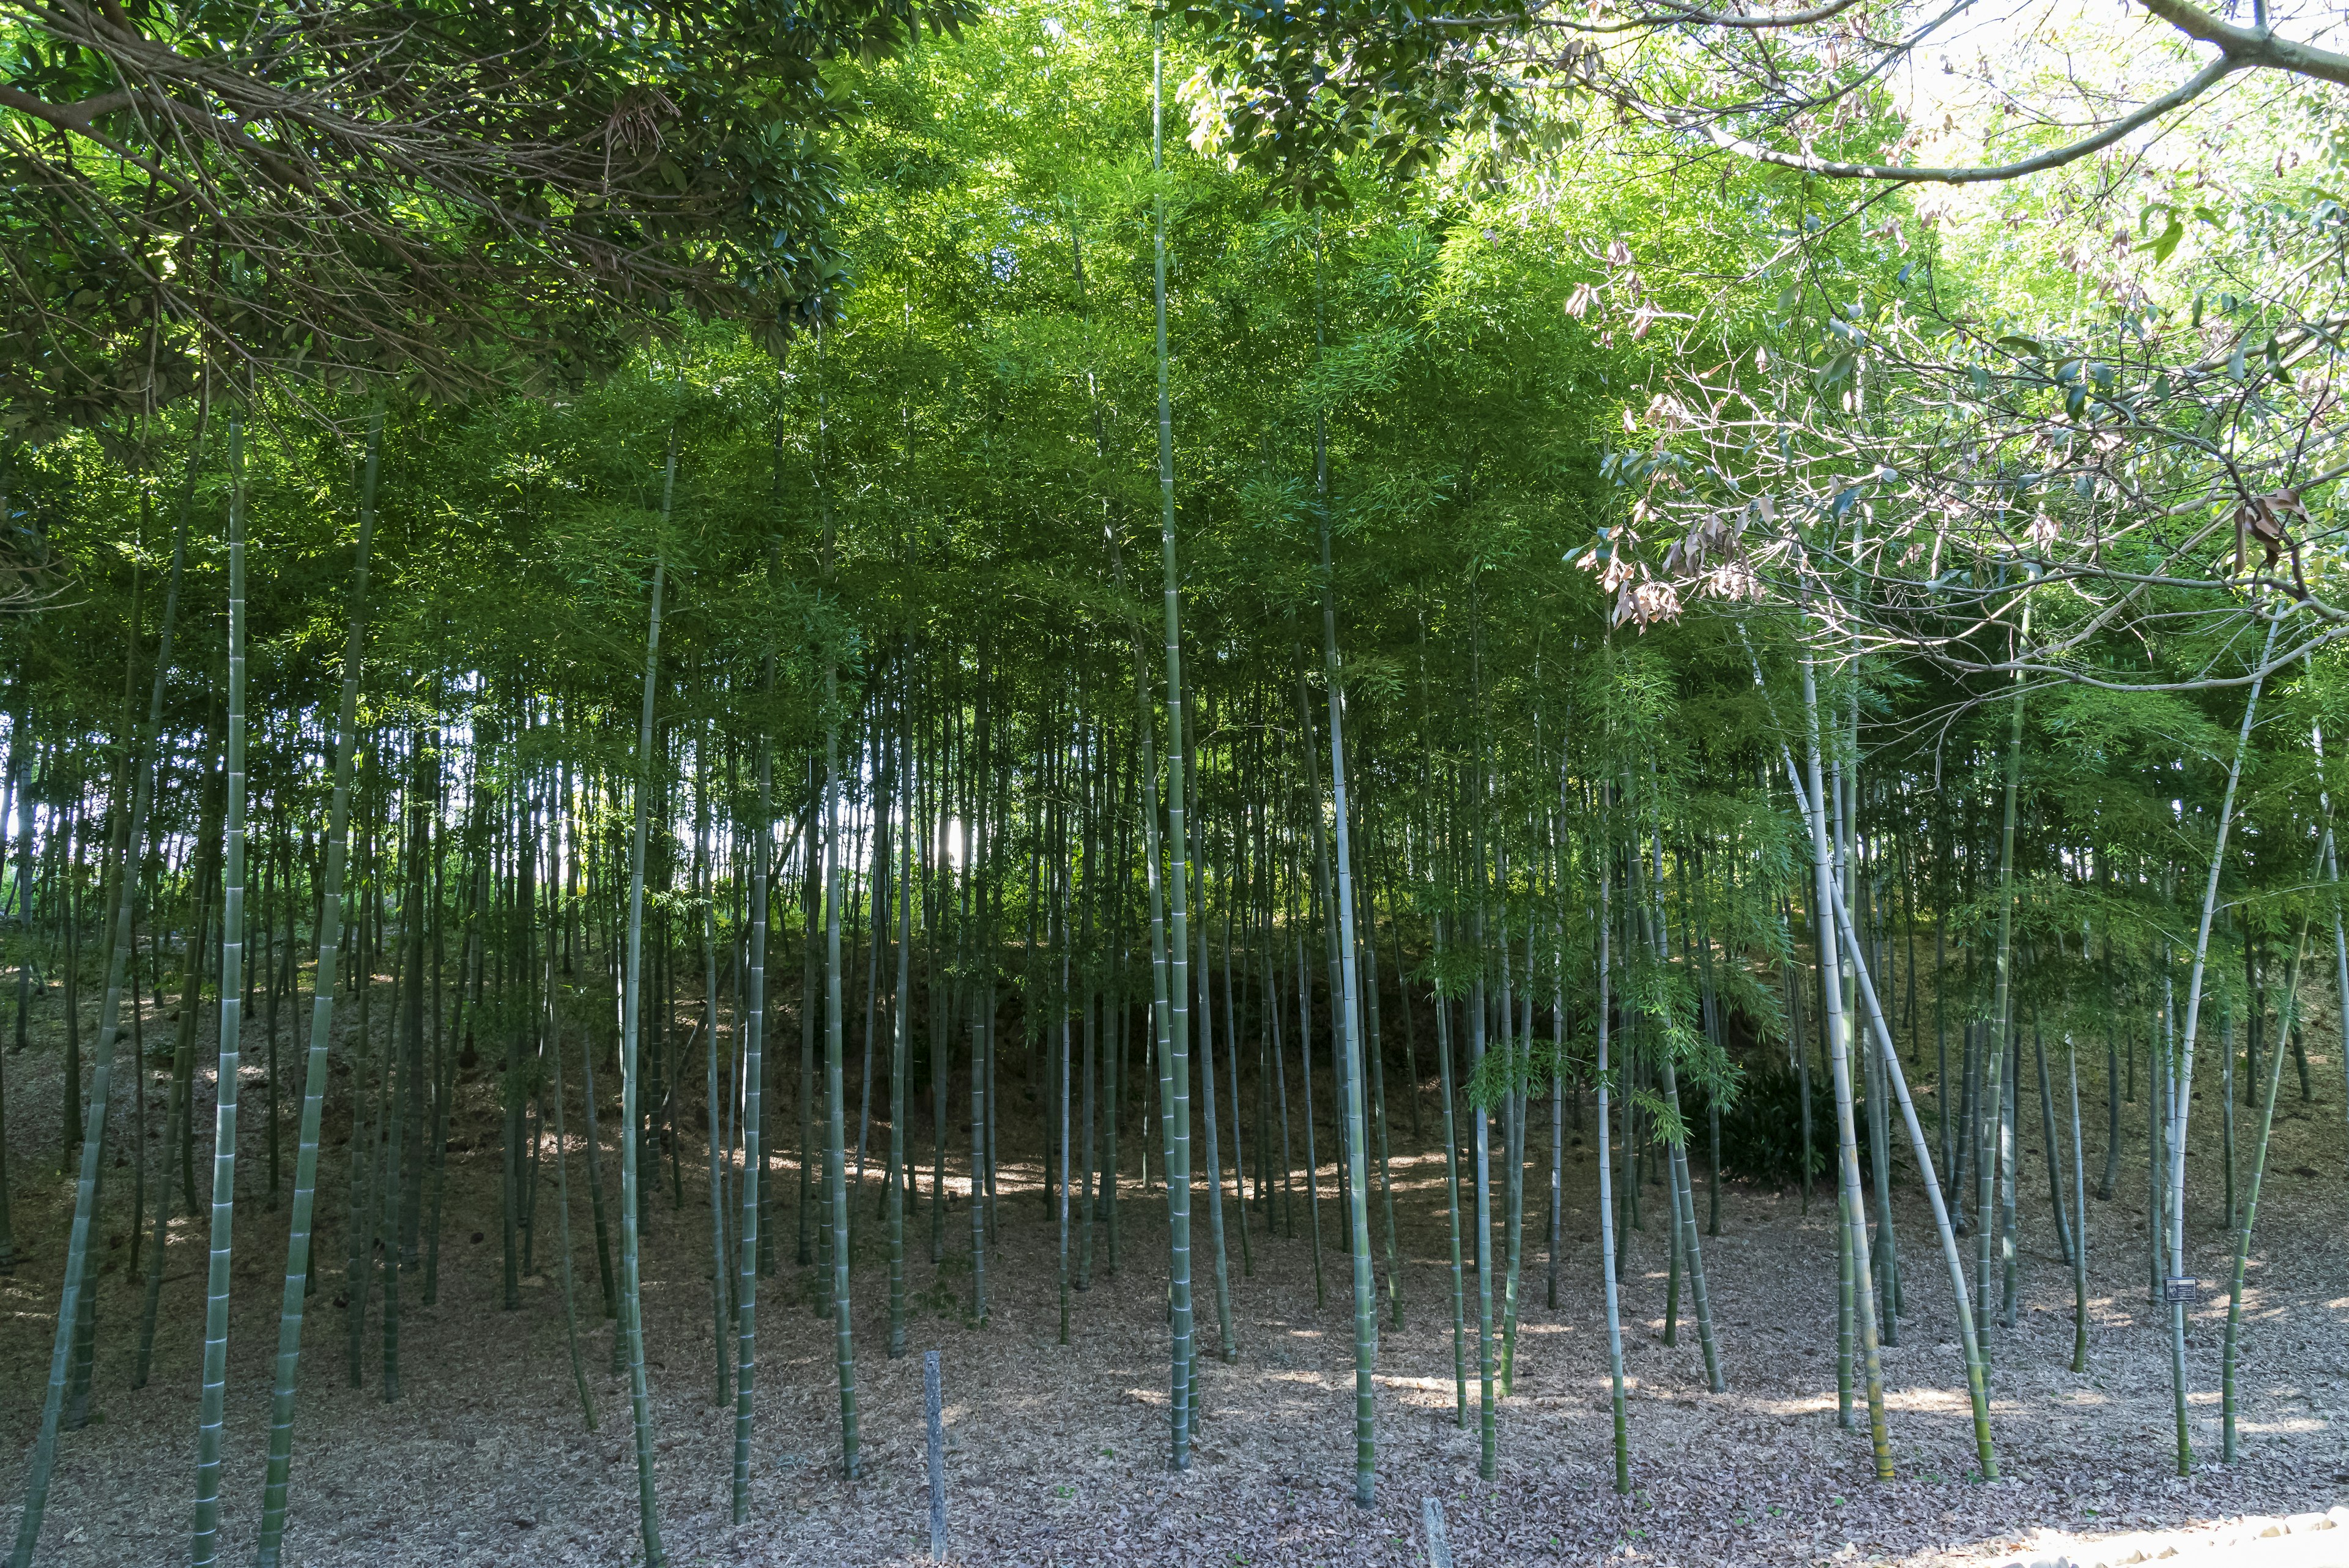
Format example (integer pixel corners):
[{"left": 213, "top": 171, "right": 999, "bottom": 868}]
[{"left": 2164, "top": 1276, "right": 2199, "bottom": 1304}]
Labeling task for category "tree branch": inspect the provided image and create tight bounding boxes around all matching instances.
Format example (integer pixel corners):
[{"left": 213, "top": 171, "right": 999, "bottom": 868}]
[
  {"left": 0, "top": 84, "right": 134, "bottom": 134},
  {"left": 2138, "top": 0, "right": 2349, "bottom": 89},
  {"left": 1631, "top": 55, "right": 2235, "bottom": 184}
]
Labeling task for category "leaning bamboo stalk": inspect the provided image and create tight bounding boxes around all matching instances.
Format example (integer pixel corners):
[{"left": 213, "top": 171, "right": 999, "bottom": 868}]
[
  {"left": 2309, "top": 721, "right": 2349, "bottom": 1183},
  {"left": 698, "top": 750, "right": 728, "bottom": 1406},
  {"left": 253, "top": 399, "right": 379, "bottom": 1568},
  {"left": 888, "top": 694, "right": 914, "bottom": 1358},
  {"left": 812, "top": 338, "right": 862, "bottom": 1474},
  {"left": 1149, "top": 19, "right": 1198, "bottom": 1470},
  {"left": 617, "top": 412, "right": 675, "bottom": 1558},
  {"left": 190, "top": 417, "right": 247, "bottom": 1566},
  {"left": 2225, "top": 920, "right": 2303, "bottom": 1460},
  {"left": 2163, "top": 615, "right": 2279, "bottom": 1474},
  {"left": 1978, "top": 612, "right": 2027, "bottom": 1348},
  {"left": 1749, "top": 630, "right": 1994, "bottom": 1479},
  {"left": 1819, "top": 812, "right": 1999, "bottom": 1479},
  {"left": 547, "top": 788, "right": 597, "bottom": 1433},
  {"left": 1595, "top": 828, "right": 1630, "bottom": 1495},
  {"left": 1797, "top": 637, "right": 1892, "bottom": 1479},
  {"left": 9, "top": 395, "right": 204, "bottom": 1566},
  {"left": 733, "top": 597, "right": 775, "bottom": 1520}
]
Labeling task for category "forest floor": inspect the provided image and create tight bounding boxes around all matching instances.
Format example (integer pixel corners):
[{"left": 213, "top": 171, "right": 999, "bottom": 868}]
[{"left": 3, "top": 976, "right": 2348, "bottom": 1567}]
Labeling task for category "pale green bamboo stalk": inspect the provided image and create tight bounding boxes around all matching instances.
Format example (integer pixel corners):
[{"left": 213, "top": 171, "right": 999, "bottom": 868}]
[
  {"left": 546, "top": 781, "right": 596, "bottom": 1433},
  {"left": 1502, "top": 1081, "right": 1527, "bottom": 1394},
  {"left": 888, "top": 695, "right": 912, "bottom": 1359},
  {"left": 1151, "top": 18, "right": 1197, "bottom": 1471},
  {"left": 138, "top": 730, "right": 219, "bottom": 1390},
  {"left": 1357, "top": 876, "right": 1399, "bottom": 1329},
  {"left": 1814, "top": 803, "right": 1998, "bottom": 1478},
  {"left": 379, "top": 762, "right": 420, "bottom": 1404},
  {"left": 2225, "top": 921, "right": 2301, "bottom": 1460},
  {"left": 618, "top": 552, "right": 669, "bottom": 1562},
  {"left": 1222, "top": 880, "right": 1252, "bottom": 1285},
  {"left": 1469, "top": 957, "right": 1496, "bottom": 1482},
  {"left": 1799, "top": 633, "right": 1891, "bottom": 1480},
  {"left": 1595, "top": 836, "right": 1629, "bottom": 1495},
  {"left": 968, "top": 850, "right": 987, "bottom": 1324},
  {"left": 1309, "top": 217, "right": 1379, "bottom": 1506},
  {"left": 255, "top": 398, "right": 380, "bottom": 1568},
  {"left": 1059, "top": 855, "right": 1076, "bottom": 1345},
  {"left": 733, "top": 599, "right": 775, "bottom": 1519},
  {"left": 814, "top": 336, "right": 861, "bottom": 1476},
  {"left": 1496, "top": 916, "right": 1524, "bottom": 1396},
  {"left": 8, "top": 395, "right": 207, "bottom": 1568},
  {"left": 1658, "top": 1058, "right": 1723, "bottom": 1392},
  {"left": 698, "top": 747, "right": 727, "bottom": 1406},
  {"left": 2165, "top": 615, "right": 2279, "bottom": 1475},
  {"left": 1194, "top": 870, "right": 1234, "bottom": 1361},
  {"left": 617, "top": 415, "right": 675, "bottom": 1566},
  {"left": 2312, "top": 723, "right": 2349, "bottom": 1174},
  {"left": 2068, "top": 1030, "right": 2089, "bottom": 1376},
  {"left": 1980, "top": 612, "right": 2026, "bottom": 1347},
  {"left": 1432, "top": 913, "right": 1468, "bottom": 1429},
  {"left": 344, "top": 786, "right": 380, "bottom": 1384},
  {"left": 190, "top": 417, "right": 247, "bottom": 1567}
]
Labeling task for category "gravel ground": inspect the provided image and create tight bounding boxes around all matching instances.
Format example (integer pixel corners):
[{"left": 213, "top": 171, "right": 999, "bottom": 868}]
[{"left": 2, "top": 972, "right": 2346, "bottom": 1567}]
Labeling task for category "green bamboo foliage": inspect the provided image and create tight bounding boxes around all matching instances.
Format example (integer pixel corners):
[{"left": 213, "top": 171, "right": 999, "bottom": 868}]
[
  {"left": 5, "top": 37, "right": 2345, "bottom": 1545},
  {"left": 189, "top": 415, "right": 247, "bottom": 1566}
]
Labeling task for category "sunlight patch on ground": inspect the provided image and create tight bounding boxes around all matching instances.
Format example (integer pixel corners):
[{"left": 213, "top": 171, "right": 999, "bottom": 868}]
[{"left": 1722, "top": 1383, "right": 1981, "bottom": 1418}]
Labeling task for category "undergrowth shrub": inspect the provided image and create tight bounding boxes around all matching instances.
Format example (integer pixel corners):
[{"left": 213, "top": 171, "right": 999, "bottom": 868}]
[{"left": 1686, "top": 1063, "right": 1880, "bottom": 1188}]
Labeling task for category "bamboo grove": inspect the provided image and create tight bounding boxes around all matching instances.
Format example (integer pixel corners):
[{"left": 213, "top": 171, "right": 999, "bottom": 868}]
[{"left": 4, "top": 3, "right": 2349, "bottom": 1564}]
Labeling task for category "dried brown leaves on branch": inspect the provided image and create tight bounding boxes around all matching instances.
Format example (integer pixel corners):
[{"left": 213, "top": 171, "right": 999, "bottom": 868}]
[{"left": 1573, "top": 187, "right": 2349, "bottom": 691}]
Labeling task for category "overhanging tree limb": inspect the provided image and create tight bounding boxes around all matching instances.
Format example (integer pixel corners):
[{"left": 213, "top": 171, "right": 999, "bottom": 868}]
[{"left": 1629, "top": 57, "right": 2236, "bottom": 186}]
